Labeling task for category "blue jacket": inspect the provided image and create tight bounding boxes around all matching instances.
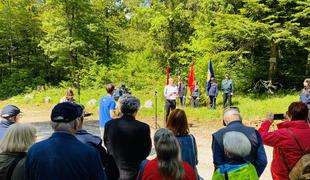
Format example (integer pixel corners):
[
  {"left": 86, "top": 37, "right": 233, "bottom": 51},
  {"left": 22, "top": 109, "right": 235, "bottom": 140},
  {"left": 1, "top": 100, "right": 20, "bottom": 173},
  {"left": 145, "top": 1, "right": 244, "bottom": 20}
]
[
  {"left": 300, "top": 89, "right": 310, "bottom": 105},
  {"left": 26, "top": 131, "right": 107, "bottom": 180},
  {"left": 176, "top": 135, "right": 198, "bottom": 171},
  {"left": 0, "top": 121, "right": 15, "bottom": 140},
  {"left": 212, "top": 121, "right": 267, "bottom": 177},
  {"left": 76, "top": 129, "right": 102, "bottom": 146},
  {"left": 208, "top": 83, "right": 218, "bottom": 97}
]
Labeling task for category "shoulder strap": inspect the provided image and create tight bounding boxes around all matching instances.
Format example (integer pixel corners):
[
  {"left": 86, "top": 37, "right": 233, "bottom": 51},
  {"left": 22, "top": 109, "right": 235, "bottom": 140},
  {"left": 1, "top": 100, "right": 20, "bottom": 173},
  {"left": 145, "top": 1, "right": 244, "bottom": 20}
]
[
  {"left": 5, "top": 156, "right": 24, "bottom": 180},
  {"left": 287, "top": 128, "right": 303, "bottom": 152},
  {"left": 137, "top": 159, "right": 148, "bottom": 180},
  {"left": 224, "top": 165, "right": 229, "bottom": 180},
  {"left": 279, "top": 147, "right": 291, "bottom": 172}
]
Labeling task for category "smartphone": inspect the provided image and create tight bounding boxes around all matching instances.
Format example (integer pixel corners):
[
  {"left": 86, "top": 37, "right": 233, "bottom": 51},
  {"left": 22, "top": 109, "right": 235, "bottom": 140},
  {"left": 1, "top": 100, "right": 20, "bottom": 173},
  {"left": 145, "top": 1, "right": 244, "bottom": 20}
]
[{"left": 274, "top": 113, "right": 284, "bottom": 120}]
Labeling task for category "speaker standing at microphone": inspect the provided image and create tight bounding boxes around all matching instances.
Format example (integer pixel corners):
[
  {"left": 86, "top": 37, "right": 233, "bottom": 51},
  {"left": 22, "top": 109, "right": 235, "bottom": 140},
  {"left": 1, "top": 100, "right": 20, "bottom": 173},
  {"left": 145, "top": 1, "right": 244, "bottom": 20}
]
[{"left": 164, "top": 77, "right": 178, "bottom": 123}]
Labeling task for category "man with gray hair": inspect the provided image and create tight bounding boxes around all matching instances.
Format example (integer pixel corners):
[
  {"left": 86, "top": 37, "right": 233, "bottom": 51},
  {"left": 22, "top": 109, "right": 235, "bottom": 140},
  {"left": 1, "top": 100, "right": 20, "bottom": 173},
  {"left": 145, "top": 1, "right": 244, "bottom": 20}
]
[
  {"left": 104, "top": 94, "right": 151, "bottom": 180},
  {"left": 212, "top": 131, "right": 259, "bottom": 179},
  {"left": 211, "top": 107, "right": 267, "bottom": 177},
  {"left": 25, "top": 102, "right": 107, "bottom": 180}
]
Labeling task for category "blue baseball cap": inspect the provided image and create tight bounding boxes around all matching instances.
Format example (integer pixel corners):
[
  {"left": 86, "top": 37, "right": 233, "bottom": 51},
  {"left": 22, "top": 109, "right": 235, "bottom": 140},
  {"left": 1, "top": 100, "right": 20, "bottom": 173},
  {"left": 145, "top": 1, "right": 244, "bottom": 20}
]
[
  {"left": 1, "top": 105, "right": 21, "bottom": 118},
  {"left": 51, "top": 102, "right": 83, "bottom": 122}
]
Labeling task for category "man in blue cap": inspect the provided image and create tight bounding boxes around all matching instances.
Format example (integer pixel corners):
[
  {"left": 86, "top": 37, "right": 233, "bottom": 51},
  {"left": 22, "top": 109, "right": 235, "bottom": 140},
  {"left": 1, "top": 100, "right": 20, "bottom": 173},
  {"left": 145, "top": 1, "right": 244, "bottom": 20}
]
[
  {"left": 0, "top": 105, "right": 22, "bottom": 139},
  {"left": 26, "top": 102, "right": 107, "bottom": 180}
]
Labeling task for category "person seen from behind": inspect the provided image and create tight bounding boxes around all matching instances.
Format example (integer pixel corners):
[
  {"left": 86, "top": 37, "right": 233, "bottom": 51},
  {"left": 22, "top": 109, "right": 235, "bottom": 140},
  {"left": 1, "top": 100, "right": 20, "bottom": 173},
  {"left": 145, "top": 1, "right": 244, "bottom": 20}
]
[
  {"left": 26, "top": 102, "right": 107, "bottom": 180},
  {"left": 166, "top": 109, "right": 199, "bottom": 178},
  {"left": 212, "top": 131, "right": 258, "bottom": 180},
  {"left": 258, "top": 102, "right": 310, "bottom": 180},
  {"left": 137, "top": 128, "right": 196, "bottom": 180},
  {"left": 0, "top": 123, "right": 36, "bottom": 180},
  {"left": 0, "top": 105, "right": 22, "bottom": 140},
  {"left": 212, "top": 107, "right": 267, "bottom": 177},
  {"left": 75, "top": 103, "right": 118, "bottom": 179},
  {"left": 99, "top": 83, "right": 118, "bottom": 139},
  {"left": 104, "top": 94, "right": 151, "bottom": 180}
]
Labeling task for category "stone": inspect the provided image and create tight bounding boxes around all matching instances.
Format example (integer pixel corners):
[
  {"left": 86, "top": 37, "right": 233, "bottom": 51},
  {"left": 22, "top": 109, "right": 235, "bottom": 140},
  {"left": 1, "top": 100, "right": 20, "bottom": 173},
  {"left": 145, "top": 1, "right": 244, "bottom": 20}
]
[
  {"left": 87, "top": 99, "right": 97, "bottom": 106},
  {"left": 144, "top": 100, "right": 152, "bottom": 108},
  {"left": 44, "top": 96, "right": 52, "bottom": 103},
  {"left": 24, "top": 94, "right": 34, "bottom": 100}
]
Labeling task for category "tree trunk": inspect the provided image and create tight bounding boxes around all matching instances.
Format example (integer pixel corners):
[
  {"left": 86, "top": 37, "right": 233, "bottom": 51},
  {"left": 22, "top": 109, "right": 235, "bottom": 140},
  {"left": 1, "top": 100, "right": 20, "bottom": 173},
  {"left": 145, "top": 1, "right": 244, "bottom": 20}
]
[{"left": 268, "top": 41, "right": 279, "bottom": 82}]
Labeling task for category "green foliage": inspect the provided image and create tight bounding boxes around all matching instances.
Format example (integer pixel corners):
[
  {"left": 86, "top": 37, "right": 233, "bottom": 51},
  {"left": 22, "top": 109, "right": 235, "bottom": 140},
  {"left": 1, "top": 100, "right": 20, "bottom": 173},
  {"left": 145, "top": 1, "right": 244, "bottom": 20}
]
[{"left": 0, "top": 0, "right": 309, "bottom": 99}]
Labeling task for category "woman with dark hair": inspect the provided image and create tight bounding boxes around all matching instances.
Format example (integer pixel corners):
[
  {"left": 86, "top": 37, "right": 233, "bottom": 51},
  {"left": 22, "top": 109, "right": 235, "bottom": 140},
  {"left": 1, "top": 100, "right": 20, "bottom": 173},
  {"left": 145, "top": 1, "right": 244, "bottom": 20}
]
[
  {"left": 61, "top": 88, "right": 76, "bottom": 103},
  {"left": 258, "top": 102, "right": 310, "bottom": 180},
  {"left": 137, "top": 128, "right": 196, "bottom": 180},
  {"left": 166, "top": 109, "right": 199, "bottom": 176}
]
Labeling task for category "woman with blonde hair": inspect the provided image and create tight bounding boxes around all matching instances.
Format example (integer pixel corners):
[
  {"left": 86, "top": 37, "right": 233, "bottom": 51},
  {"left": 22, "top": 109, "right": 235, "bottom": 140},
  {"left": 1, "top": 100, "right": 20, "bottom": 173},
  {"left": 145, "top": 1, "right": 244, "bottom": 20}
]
[{"left": 0, "top": 123, "right": 36, "bottom": 180}]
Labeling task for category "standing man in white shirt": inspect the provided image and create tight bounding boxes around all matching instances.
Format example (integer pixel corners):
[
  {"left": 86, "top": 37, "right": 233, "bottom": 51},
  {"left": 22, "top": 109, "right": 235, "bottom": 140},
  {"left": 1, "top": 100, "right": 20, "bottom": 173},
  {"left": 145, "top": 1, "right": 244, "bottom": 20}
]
[{"left": 164, "top": 78, "right": 178, "bottom": 123}]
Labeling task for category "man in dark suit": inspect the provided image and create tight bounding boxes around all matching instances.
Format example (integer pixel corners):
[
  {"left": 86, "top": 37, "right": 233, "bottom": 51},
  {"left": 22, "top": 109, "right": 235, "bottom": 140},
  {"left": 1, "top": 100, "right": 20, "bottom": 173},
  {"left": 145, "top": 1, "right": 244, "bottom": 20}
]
[{"left": 104, "top": 94, "right": 151, "bottom": 180}]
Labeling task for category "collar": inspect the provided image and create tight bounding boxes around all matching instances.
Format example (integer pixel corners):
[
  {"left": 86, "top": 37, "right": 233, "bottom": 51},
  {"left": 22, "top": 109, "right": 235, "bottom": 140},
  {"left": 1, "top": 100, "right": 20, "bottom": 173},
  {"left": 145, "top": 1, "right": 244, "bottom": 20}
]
[
  {"left": 227, "top": 120, "right": 243, "bottom": 127},
  {"left": 51, "top": 131, "right": 76, "bottom": 139},
  {"left": 0, "top": 121, "right": 15, "bottom": 126},
  {"left": 121, "top": 114, "right": 136, "bottom": 120},
  {"left": 76, "top": 129, "right": 88, "bottom": 135}
]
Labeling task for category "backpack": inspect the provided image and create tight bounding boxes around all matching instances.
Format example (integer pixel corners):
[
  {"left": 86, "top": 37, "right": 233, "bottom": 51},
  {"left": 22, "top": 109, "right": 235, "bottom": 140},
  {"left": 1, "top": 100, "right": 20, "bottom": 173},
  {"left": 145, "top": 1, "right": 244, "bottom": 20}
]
[
  {"left": 279, "top": 128, "right": 310, "bottom": 180},
  {"left": 212, "top": 161, "right": 259, "bottom": 180}
]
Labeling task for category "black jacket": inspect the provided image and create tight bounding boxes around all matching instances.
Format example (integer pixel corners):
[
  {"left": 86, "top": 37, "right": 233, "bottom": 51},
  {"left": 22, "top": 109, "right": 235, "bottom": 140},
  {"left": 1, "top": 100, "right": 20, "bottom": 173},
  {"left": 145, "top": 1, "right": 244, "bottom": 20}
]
[
  {"left": 104, "top": 114, "right": 151, "bottom": 180},
  {"left": 0, "top": 152, "right": 26, "bottom": 180}
]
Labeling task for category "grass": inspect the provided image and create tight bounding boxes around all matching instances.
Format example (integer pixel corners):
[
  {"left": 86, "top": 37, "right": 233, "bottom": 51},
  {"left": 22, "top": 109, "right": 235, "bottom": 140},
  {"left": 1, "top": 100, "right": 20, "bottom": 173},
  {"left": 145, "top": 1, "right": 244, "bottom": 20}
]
[{"left": 0, "top": 87, "right": 301, "bottom": 123}]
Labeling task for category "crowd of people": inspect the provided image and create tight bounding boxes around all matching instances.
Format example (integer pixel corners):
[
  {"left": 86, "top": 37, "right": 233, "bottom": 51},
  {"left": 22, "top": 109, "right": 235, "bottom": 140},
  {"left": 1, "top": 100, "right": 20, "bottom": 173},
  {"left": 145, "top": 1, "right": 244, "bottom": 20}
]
[{"left": 0, "top": 79, "right": 309, "bottom": 180}]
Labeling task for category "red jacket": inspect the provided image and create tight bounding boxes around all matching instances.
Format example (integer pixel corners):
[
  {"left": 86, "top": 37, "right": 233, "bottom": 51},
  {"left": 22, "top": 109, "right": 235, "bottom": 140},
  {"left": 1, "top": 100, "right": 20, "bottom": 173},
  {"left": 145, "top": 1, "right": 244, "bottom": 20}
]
[
  {"left": 140, "top": 158, "right": 197, "bottom": 180},
  {"left": 258, "top": 120, "right": 310, "bottom": 180}
]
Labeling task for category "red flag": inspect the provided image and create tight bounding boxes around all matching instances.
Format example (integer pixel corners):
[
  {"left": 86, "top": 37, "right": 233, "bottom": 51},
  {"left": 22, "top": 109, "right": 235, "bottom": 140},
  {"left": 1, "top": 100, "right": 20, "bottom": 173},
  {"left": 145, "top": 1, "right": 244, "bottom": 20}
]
[
  {"left": 166, "top": 66, "right": 170, "bottom": 85},
  {"left": 188, "top": 64, "right": 195, "bottom": 92}
]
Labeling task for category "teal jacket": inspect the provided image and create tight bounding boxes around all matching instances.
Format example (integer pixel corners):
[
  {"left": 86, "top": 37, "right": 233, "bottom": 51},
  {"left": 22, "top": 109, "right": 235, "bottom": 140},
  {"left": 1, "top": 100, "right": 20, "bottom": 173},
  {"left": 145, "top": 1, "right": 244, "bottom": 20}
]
[{"left": 221, "top": 79, "right": 234, "bottom": 94}]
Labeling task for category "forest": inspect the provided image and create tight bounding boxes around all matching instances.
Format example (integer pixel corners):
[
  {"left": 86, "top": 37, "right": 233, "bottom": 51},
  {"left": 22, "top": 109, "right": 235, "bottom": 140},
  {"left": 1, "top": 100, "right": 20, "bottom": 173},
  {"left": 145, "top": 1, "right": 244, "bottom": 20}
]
[{"left": 0, "top": 0, "right": 309, "bottom": 99}]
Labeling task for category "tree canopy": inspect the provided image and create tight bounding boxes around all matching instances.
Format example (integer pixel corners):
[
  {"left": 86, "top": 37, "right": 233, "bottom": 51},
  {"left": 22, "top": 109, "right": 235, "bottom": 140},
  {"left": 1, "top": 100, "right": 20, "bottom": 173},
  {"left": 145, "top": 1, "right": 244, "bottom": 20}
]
[{"left": 0, "top": 0, "right": 309, "bottom": 98}]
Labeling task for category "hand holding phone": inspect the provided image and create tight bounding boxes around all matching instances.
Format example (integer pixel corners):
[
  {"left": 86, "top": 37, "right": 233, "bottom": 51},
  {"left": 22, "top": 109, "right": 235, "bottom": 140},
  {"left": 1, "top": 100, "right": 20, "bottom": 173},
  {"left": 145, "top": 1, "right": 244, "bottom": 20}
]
[{"left": 273, "top": 113, "right": 285, "bottom": 120}]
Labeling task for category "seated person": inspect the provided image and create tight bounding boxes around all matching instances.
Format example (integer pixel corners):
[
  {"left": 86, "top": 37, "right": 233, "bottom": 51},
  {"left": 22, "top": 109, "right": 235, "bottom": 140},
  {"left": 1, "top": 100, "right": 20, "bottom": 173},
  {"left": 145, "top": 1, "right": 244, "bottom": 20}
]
[{"left": 212, "top": 131, "right": 258, "bottom": 180}]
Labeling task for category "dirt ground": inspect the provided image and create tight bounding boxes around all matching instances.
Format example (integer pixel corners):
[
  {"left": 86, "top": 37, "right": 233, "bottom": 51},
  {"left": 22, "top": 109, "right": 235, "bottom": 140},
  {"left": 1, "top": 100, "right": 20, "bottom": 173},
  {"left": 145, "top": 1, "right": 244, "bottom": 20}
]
[{"left": 21, "top": 108, "right": 273, "bottom": 180}]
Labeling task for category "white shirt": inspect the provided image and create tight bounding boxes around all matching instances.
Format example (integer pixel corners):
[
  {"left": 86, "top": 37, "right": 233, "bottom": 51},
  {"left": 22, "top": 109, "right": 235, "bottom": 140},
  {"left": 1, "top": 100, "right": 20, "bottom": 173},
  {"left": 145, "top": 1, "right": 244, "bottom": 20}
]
[{"left": 164, "top": 85, "right": 178, "bottom": 100}]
